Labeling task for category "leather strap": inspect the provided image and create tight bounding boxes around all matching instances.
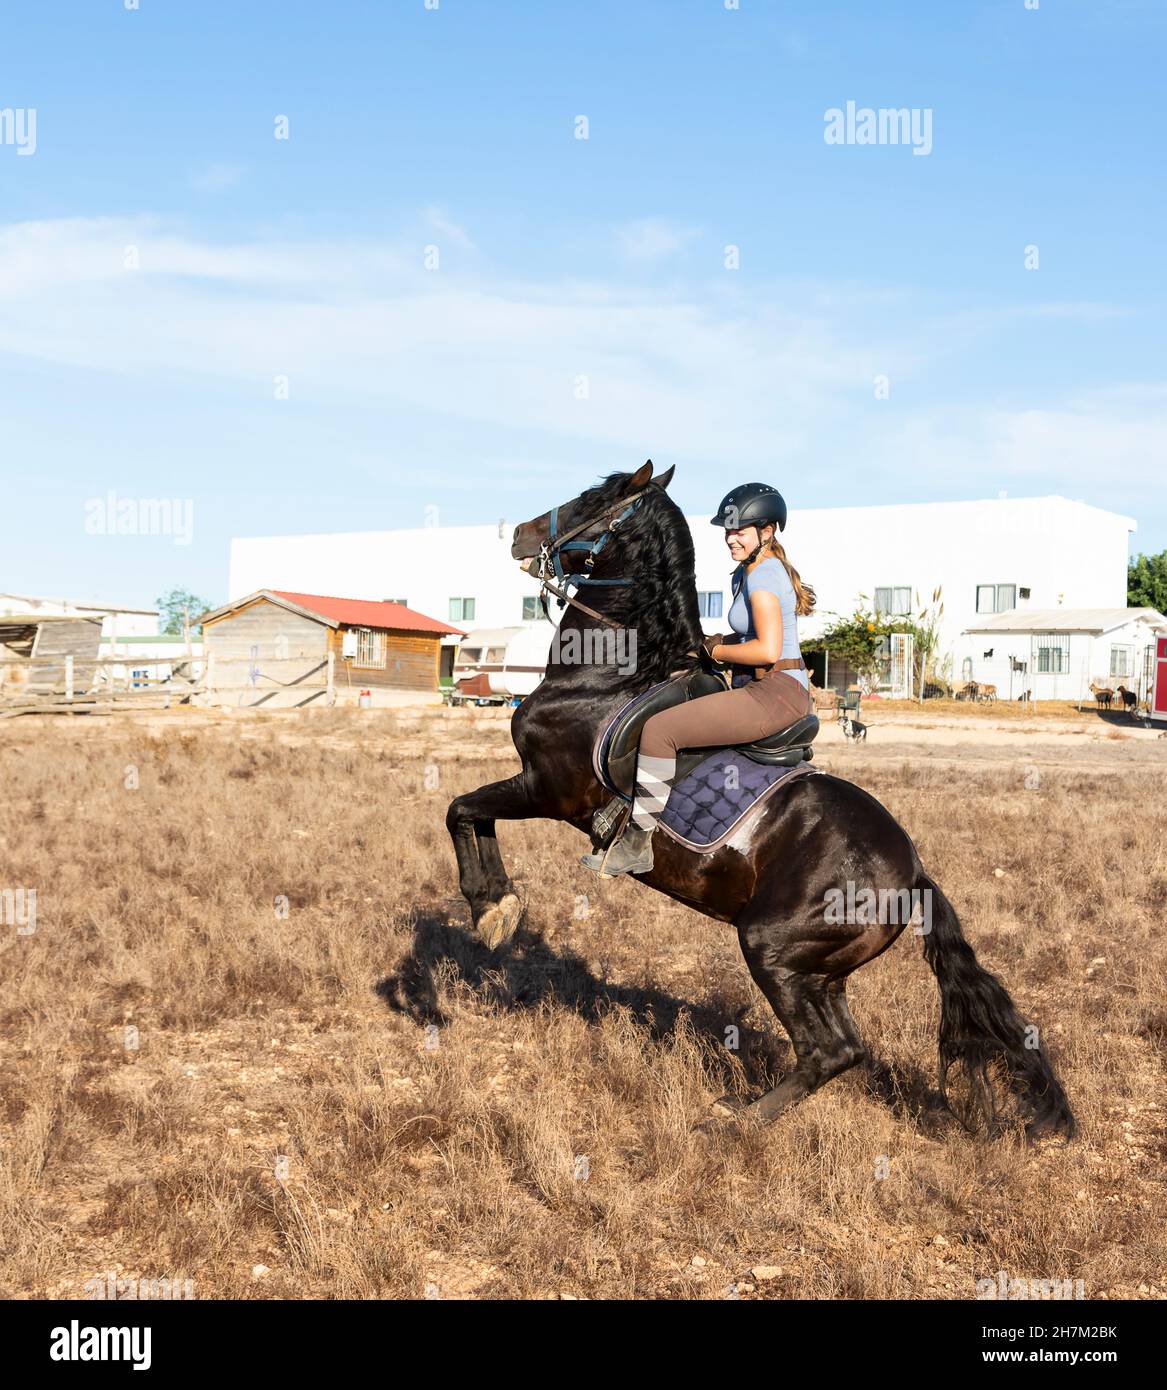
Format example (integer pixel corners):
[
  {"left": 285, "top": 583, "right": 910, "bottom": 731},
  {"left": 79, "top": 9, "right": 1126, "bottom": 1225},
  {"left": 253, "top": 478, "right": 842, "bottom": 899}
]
[{"left": 751, "top": 656, "right": 807, "bottom": 680}]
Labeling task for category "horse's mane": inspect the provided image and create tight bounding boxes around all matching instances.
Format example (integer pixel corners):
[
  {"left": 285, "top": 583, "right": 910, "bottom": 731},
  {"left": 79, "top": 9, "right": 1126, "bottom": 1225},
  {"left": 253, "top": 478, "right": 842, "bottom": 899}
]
[{"left": 558, "top": 471, "right": 707, "bottom": 687}]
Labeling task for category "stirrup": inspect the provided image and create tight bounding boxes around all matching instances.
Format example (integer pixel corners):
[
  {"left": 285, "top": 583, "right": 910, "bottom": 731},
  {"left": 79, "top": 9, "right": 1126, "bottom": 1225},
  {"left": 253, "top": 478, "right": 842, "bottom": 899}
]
[{"left": 593, "top": 821, "right": 654, "bottom": 877}]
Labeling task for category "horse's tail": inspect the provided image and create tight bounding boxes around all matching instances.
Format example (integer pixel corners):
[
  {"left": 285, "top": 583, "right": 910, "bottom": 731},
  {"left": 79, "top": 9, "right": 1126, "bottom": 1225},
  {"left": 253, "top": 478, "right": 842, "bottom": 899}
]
[{"left": 917, "top": 874, "right": 1075, "bottom": 1140}]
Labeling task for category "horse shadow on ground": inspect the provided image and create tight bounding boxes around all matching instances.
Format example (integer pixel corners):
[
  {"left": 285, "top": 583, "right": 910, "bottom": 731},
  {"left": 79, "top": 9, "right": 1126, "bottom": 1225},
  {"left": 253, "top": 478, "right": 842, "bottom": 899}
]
[{"left": 377, "top": 909, "right": 955, "bottom": 1136}]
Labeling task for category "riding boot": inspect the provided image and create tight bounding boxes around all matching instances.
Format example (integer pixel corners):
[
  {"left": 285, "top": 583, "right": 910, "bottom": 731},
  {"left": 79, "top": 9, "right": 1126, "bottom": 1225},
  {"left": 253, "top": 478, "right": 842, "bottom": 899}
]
[{"left": 579, "top": 819, "right": 655, "bottom": 877}]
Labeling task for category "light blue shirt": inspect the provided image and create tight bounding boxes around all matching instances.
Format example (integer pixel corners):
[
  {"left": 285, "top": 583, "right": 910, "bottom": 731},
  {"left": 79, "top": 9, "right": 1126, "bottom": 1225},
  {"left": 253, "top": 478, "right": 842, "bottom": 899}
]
[{"left": 727, "top": 556, "right": 808, "bottom": 689}]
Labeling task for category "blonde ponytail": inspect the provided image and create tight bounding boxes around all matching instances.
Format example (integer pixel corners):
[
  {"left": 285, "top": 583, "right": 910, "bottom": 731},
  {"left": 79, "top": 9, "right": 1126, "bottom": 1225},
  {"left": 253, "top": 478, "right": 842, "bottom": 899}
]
[{"left": 765, "top": 536, "right": 816, "bottom": 617}]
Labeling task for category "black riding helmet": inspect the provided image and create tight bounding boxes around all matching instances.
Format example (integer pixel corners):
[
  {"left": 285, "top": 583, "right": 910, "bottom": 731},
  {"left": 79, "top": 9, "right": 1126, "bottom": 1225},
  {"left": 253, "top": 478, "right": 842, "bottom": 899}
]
[{"left": 710, "top": 483, "right": 787, "bottom": 533}]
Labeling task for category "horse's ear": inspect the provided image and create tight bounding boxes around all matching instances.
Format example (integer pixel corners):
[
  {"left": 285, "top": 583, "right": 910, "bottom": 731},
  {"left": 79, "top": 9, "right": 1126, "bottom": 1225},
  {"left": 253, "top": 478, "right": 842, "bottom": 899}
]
[
  {"left": 628, "top": 459, "right": 654, "bottom": 491},
  {"left": 652, "top": 464, "right": 675, "bottom": 491}
]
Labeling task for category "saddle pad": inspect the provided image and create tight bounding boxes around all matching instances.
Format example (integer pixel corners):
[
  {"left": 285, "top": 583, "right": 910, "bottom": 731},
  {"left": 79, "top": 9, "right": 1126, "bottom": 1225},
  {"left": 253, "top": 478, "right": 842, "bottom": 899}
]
[{"left": 658, "top": 752, "right": 820, "bottom": 853}]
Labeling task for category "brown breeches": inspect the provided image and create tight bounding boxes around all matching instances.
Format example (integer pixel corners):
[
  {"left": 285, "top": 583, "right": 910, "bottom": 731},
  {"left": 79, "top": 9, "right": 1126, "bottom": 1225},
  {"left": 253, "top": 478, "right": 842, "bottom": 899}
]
[{"left": 639, "top": 670, "right": 814, "bottom": 760}]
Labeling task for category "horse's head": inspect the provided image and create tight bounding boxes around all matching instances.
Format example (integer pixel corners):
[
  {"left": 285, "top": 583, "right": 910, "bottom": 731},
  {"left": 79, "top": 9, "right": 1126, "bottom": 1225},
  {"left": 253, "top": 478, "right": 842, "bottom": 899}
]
[
  {"left": 510, "top": 459, "right": 703, "bottom": 684},
  {"left": 510, "top": 459, "right": 675, "bottom": 579}
]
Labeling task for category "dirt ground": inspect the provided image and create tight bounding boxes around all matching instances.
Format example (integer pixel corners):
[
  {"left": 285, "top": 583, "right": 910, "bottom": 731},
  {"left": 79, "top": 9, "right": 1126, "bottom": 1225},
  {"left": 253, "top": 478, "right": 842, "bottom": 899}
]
[{"left": 1, "top": 701, "right": 1164, "bottom": 1300}]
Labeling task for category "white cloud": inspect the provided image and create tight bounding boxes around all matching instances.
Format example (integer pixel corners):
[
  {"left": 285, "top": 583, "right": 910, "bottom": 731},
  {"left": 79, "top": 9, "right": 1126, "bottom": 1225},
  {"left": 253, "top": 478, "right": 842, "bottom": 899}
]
[
  {"left": 869, "top": 396, "right": 1167, "bottom": 492},
  {"left": 616, "top": 217, "right": 699, "bottom": 264},
  {"left": 190, "top": 163, "right": 246, "bottom": 194},
  {"left": 0, "top": 214, "right": 1159, "bottom": 491},
  {"left": 424, "top": 207, "right": 475, "bottom": 251}
]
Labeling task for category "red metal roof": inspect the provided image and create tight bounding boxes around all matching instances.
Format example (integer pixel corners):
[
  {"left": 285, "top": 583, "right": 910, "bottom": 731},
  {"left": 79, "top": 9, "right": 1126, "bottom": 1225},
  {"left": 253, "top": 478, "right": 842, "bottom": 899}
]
[{"left": 272, "top": 590, "right": 464, "bottom": 637}]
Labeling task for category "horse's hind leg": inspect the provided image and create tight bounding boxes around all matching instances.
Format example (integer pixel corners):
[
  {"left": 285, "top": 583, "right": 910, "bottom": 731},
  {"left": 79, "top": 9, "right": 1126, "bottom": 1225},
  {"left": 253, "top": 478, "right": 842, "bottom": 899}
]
[{"left": 722, "top": 920, "right": 867, "bottom": 1123}]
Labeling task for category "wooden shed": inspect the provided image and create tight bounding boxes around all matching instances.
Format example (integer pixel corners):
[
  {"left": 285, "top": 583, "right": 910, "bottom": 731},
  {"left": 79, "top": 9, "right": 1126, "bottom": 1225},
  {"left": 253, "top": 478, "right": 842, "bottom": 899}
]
[
  {"left": 198, "top": 590, "right": 464, "bottom": 708},
  {"left": 0, "top": 615, "right": 103, "bottom": 710}
]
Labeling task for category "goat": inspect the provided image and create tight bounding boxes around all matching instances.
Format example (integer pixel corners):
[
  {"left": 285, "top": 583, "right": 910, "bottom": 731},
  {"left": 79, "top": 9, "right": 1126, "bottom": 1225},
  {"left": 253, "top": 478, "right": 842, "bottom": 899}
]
[
  {"left": 1089, "top": 682, "right": 1114, "bottom": 710},
  {"left": 1115, "top": 685, "right": 1138, "bottom": 716}
]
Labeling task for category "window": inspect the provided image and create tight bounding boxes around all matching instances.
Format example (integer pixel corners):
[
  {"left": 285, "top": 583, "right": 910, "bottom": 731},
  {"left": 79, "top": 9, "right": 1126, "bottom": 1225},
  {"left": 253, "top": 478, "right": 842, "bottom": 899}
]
[
  {"left": 522, "top": 596, "right": 543, "bottom": 621},
  {"left": 977, "top": 583, "right": 1017, "bottom": 614},
  {"left": 485, "top": 647, "right": 506, "bottom": 663},
  {"left": 1033, "top": 633, "right": 1069, "bottom": 674},
  {"left": 449, "top": 597, "right": 476, "bottom": 622},
  {"left": 1109, "top": 645, "right": 1134, "bottom": 678},
  {"left": 459, "top": 647, "right": 481, "bottom": 664},
  {"left": 961, "top": 657, "right": 973, "bottom": 681},
  {"left": 874, "top": 587, "right": 912, "bottom": 616},
  {"left": 698, "top": 591, "right": 724, "bottom": 619},
  {"left": 353, "top": 628, "right": 387, "bottom": 669}
]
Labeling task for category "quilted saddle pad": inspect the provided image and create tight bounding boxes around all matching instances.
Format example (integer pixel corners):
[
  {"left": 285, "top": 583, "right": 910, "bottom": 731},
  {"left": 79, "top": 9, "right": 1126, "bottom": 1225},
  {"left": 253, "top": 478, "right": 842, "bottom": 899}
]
[{"left": 657, "top": 750, "right": 820, "bottom": 853}]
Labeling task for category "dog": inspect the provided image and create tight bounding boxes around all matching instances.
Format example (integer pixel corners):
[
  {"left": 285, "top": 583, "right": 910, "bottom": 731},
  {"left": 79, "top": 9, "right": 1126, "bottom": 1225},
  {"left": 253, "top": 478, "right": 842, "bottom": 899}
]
[{"left": 841, "top": 714, "right": 867, "bottom": 743}]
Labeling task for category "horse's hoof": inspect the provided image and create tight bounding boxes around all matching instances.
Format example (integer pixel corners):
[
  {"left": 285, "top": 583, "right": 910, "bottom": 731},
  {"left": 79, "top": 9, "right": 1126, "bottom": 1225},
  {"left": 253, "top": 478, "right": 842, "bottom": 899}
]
[
  {"left": 497, "top": 892, "right": 523, "bottom": 937},
  {"left": 477, "top": 893, "right": 522, "bottom": 950},
  {"left": 694, "top": 1094, "right": 750, "bottom": 1139},
  {"left": 709, "top": 1093, "right": 749, "bottom": 1119}
]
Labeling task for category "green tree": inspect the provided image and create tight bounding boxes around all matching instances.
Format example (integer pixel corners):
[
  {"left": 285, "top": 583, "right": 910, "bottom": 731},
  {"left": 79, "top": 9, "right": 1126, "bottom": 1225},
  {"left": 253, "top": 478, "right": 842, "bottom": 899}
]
[
  {"left": 1128, "top": 549, "right": 1167, "bottom": 612},
  {"left": 155, "top": 587, "right": 211, "bottom": 637},
  {"left": 802, "top": 597, "right": 923, "bottom": 691}
]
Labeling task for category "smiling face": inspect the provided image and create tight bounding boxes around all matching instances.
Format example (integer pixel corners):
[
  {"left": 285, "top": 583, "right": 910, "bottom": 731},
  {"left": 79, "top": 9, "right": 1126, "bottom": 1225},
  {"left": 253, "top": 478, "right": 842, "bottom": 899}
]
[{"left": 723, "top": 521, "right": 773, "bottom": 563}]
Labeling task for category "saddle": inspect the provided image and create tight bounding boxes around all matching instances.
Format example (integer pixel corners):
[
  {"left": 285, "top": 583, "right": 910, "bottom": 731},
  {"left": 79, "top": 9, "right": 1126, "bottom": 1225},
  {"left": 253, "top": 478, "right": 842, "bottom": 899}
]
[{"left": 593, "top": 666, "right": 819, "bottom": 803}]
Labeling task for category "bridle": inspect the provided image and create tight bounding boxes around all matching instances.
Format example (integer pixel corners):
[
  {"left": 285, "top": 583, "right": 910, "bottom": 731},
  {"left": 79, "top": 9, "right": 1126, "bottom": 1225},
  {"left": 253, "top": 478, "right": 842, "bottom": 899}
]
[
  {"left": 533, "top": 485, "right": 654, "bottom": 630},
  {"left": 529, "top": 481, "right": 715, "bottom": 672}
]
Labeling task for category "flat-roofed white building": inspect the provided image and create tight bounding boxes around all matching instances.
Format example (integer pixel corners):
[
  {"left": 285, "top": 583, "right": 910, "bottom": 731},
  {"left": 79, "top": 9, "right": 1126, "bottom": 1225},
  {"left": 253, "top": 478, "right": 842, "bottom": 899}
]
[
  {"left": 961, "top": 607, "right": 1166, "bottom": 704},
  {"left": 0, "top": 592, "right": 159, "bottom": 639},
  {"left": 229, "top": 493, "right": 1138, "bottom": 696}
]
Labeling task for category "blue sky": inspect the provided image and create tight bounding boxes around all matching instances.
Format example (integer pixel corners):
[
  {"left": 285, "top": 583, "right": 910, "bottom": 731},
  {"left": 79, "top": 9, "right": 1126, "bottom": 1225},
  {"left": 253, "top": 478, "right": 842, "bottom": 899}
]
[{"left": 2, "top": 0, "right": 1164, "bottom": 610}]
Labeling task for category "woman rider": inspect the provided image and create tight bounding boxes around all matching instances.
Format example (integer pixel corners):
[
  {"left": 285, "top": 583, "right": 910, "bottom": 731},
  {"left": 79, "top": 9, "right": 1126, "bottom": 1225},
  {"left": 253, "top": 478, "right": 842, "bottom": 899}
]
[{"left": 581, "top": 482, "right": 816, "bottom": 878}]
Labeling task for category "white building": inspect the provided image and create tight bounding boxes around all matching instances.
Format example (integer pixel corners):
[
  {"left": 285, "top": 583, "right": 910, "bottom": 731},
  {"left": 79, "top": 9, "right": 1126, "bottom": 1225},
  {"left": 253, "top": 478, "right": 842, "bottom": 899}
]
[
  {"left": 229, "top": 493, "right": 1138, "bottom": 696},
  {"left": 961, "top": 608, "right": 1166, "bottom": 704},
  {"left": 0, "top": 592, "right": 159, "bottom": 639}
]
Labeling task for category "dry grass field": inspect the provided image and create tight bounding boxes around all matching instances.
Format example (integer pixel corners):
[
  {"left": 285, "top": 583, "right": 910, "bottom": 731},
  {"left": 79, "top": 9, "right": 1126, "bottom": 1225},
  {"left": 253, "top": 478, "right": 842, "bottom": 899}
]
[{"left": 1, "top": 704, "right": 1164, "bottom": 1300}]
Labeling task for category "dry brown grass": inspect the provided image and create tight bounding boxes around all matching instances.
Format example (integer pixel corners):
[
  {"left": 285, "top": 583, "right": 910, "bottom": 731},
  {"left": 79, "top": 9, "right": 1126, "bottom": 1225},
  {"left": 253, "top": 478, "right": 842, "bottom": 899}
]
[
  {"left": 875, "top": 697, "right": 1141, "bottom": 723},
  {"left": 0, "top": 707, "right": 1164, "bottom": 1300}
]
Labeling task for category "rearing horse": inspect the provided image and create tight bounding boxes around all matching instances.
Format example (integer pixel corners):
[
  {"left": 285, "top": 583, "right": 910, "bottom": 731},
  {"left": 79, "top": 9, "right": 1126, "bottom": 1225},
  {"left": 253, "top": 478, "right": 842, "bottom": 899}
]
[{"left": 445, "top": 461, "right": 1074, "bottom": 1138}]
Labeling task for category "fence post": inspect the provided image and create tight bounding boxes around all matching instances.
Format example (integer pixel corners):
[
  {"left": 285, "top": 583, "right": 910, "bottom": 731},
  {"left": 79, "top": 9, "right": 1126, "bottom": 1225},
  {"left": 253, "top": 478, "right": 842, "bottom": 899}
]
[
  {"left": 327, "top": 651, "right": 335, "bottom": 705},
  {"left": 65, "top": 655, "right": 74, "bottom": 707}
]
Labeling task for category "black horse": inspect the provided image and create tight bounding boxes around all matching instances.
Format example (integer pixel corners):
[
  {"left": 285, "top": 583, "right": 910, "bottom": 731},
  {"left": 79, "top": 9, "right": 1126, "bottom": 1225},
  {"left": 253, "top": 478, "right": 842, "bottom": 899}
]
[{"left": 446, "top": 461, "right": 1074, "bottom": 1138}]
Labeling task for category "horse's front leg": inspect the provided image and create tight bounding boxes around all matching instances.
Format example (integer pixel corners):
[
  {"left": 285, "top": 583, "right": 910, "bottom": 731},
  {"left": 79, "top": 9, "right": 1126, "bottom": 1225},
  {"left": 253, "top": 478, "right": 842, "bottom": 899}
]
[{"left": 446, "top": 772, "right": 545, "bottom": 948}]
